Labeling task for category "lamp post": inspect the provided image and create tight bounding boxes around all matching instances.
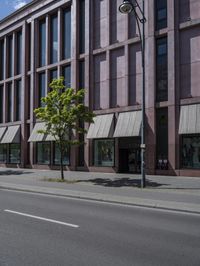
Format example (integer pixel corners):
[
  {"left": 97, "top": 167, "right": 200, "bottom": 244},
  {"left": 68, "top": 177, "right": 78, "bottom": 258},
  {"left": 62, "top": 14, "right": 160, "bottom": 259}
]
[{"left": 119, "top": 0, "right": 146, "bottom": 188}]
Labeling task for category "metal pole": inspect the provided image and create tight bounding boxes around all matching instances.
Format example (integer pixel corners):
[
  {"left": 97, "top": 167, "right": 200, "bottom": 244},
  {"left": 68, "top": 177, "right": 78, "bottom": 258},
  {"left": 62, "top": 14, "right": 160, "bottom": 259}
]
[{"left": 141, "top": 0, "right": 146, "bottom": 188}]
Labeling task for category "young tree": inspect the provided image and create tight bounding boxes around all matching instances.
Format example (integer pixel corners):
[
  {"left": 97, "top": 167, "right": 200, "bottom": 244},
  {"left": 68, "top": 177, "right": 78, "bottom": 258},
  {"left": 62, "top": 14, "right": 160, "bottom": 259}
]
[{"left": 34, "top": 77, "right": 95, "bottom": 180}]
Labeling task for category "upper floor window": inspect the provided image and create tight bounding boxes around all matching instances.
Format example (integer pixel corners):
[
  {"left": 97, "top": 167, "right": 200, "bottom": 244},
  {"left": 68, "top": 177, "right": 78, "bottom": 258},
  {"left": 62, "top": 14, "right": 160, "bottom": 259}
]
[
  {"left": 7, "top": 35, "right": 13, "bottom": 78},
  {"left": 62, "top": 65, "right": 71, "bottom": 88},
  {"left": 16, "top": 30, "right": 22, "bottom": 75},
  {"left": 156, "top": 37, "right": 168, "bottom": 102},
  {"left": 38, "top": 72, "right": 46, "bottom": 107},
  {"left": 79, "top": 0, "right": 85, "bottom": 54},
  {"left": 0, "top": 40, "right": 4, "bottom": 80},
  {"left": 50, "top": 69, "right": 58, "bottom": 83},
  {"left": 16, "top": 80, "right": 21, "bottom": 121},
  {"left": 63, "top": 9, "right": 71, "bottom": 59},
  {"left": 50, "top": 15, "right": 58, "bottom": 64},
  {"left": 0, "top": 85, "right": 3, "bottom": 123},
  {"left": 39, "top": 19, "right": 46, "bottom": 67},
  {"left": 155, "top": 0, "right": 167, "bottom": 30},
  {"left": 7, "top": 83, "right": 12, "bottom": 122}
]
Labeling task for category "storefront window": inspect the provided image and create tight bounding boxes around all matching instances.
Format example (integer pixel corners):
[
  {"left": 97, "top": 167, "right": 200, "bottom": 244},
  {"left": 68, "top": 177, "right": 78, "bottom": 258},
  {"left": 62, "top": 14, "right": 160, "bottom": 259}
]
[
  {"left": 0, "top": 144, "right": 7, "bottom": 163},
  {"left": 9, "top": 144, "right": 20, "bottom": 163},
  {"left": 182, "top": 136, "right": 200, "bottom": 169},
  {"left": 53, "top": 143, "right": 69, "bottom": 165},
  {"left": 37, "top": 142, "right": 50, "bottom": 164},
  {"left": 94, "top": 139, "right": 114, "bottom": 167}
]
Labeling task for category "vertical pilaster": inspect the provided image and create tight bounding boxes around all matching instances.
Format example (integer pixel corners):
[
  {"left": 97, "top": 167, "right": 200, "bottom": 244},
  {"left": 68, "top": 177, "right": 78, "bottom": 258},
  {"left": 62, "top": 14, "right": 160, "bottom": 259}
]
[
  {"left": 70, "top": 0, "right": 78, "bottom": 170},
  {"left": 145, "top": 0, "right": 156, "bottom": 174},
  {"left": 167, "top": 0, "right": 177, "bottom": 173},
  {"left": 3, "top": 37, "right": 6, "bottom": 123}
]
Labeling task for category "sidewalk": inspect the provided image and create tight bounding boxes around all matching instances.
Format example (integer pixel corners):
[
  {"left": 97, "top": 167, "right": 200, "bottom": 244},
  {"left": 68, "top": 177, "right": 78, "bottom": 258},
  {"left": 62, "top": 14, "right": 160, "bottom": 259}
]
[{"left": 0, "top": 167, "right": 200, "bottom": 214}]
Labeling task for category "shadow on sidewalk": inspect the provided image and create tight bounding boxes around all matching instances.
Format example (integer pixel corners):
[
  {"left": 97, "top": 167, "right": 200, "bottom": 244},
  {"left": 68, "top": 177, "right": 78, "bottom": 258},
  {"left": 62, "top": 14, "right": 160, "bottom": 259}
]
[
  {"left": 0, "top": 170, "right": 33, "bottom": 176},
  {"left": 79, "top": 178, "right": 167, "bottom": 188}
]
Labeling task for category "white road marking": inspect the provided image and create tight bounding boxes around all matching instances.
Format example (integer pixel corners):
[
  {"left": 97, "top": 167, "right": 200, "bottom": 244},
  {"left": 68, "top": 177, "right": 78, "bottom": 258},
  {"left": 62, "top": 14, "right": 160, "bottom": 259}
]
[{"left": 4, "top": 209, "right": 79, "bottom": 228}]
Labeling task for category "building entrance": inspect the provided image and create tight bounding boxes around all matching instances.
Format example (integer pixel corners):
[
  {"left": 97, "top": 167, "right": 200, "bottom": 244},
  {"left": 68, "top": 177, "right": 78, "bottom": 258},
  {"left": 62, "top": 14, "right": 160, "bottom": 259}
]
[{"left": 118, "top": 138, "right": 141, "bottom": 173}]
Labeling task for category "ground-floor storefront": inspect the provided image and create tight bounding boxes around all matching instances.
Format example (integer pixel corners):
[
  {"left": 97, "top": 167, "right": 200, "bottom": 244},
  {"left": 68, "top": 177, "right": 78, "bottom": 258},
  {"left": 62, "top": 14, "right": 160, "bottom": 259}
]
[{"left": 0, "top": 107, "right": 200, "bottom": 177}]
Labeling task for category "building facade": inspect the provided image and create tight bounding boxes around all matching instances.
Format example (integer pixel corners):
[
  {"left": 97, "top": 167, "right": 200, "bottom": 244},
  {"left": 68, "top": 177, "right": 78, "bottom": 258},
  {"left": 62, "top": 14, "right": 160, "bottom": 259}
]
[{"left": 0, "top": 0, "right": 200, "bottom": 176}]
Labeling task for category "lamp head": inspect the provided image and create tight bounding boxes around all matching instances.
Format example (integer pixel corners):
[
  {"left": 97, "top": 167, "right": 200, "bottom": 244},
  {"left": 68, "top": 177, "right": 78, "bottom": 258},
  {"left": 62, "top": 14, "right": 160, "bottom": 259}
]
[{"left": 119, "top": 0, "right": 134, "bottom": 14}]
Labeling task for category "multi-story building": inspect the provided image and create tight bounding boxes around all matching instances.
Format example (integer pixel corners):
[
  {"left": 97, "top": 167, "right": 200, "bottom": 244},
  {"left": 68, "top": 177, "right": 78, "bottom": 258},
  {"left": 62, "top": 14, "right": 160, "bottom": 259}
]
[{"left": 0, "top": 0, "right": 200, "bottom": 177}]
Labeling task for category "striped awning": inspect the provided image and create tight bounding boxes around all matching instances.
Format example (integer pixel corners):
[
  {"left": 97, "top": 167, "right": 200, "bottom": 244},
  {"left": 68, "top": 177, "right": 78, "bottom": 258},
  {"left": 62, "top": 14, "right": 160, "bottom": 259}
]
[
  {"left": 1, "top": 125, "right": 20, "bottom": 143},
  {"left": 87, "top": 114, "right": 114, "bottom": 139},
  {"left": 28, "top": 123, "right": 56, "bottom": 142},
  {"left": 179, "top": 104, "right": 200, "bottom": 134},
  {"left": 113, "top": 111, "right": 142, "bottom": 137},
  {"left": 0, "top": 127, "right": 7, "bottom": 141}
]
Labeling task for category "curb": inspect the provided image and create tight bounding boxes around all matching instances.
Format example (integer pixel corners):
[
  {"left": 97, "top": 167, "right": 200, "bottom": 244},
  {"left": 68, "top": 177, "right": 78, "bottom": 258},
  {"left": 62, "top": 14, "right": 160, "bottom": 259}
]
[{"left": 1, "top": 184, "right": 200, "bottom": 215}]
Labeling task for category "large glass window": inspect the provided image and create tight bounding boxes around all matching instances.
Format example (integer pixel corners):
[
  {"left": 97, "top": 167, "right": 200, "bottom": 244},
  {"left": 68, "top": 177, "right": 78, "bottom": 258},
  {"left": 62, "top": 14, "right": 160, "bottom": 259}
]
[
  {"left": 50, "top": 69, "right": 58, "bottom": 82},
  {"left": 0, "top": 144, "right": 7, "bottom": 163},
  {"left": 156, "top": 37, "right": 168, "bottom": 102},
  {"left": 50, "top": 15, "right": 58, "bottom": 64},
  {"left": 94, "top": 139, "right": 114, "bottom": 167},
  {"left": 7, "top": 35, "right": 13, "bottom": 78},
  {"left": 7, "top": 83, "right": 12, "bottom": 122},
  {"left": 16, "top": 30, "right": 22, "bottom": 75},
  {"left": 62, "top": 65, "right": 71, "bottom": 88},
  {"left": 0, "top": 85, "right": 3, "bottom": 123},
  {"left": 182, "top": 136, "right": 200, "bottom": 169},
  {"left": 53, "top": 143, "right": 69, "bottom": 165},
  {"left": 39, "top": 20, "right": 46, "bottom": 67},
  {"left": 16, "top": 80, "right": 21, "bottom": 121},
  {"left": 79, "top": 0, "right": 85, "bottom": 54},
  {"left": 36, "top": 142, "right": 50, "bottom": 164},
  {"left": 156, "top": 108, "right": 168, "bottom": 169},
  {"left": 38, "top": 73, "right": 46, "bottom": 107},
  {"left": 63, "top": 9, "right": 71, "bottom": 59},
  {"left": 0, "top": 39, "right": 4, "bottom": 80},
  {"left": 9, "top": 144, "right": 21, "bottom": 164},
  {"left": 155, "top": 0, "right": 167, "bottom": 30}
]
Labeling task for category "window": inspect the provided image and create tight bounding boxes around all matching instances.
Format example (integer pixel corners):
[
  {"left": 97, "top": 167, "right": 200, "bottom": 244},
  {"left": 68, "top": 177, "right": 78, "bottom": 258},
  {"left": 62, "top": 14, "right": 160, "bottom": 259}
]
[
  {"left": 79, "top": 0, "right": 85, "bottom": 54},
  {"left": 50, "top": 15, "right": 58, "bottom": 64},
  {"left": 7, "top": 83, "right": 12, "bottom": 122},
  {"left": 156, "top": 108, "right": 168, "bottom": 169},
  {"left": 9, "top": 144, "right": 21, "bottom": 164},
  {"left": 182, "top": 136, "right": 200, "bottom": 169},
  {"left": 38, "top": 73, "right": 46, "bottom": 107},
  {"left": 0, "top": 144, "right": 7, "bottom": 163},
  {"left": 50, "top": 69, "right": 58, "bottom": 82},
  {"left": 155, "top": 0, "right": 167, "bottom": 30},
  {"left": 16, "top": 31, "right": 22, "bottom": 75},
  {"left": 63, "top": 9, "right": 71, "bottom": 59},
  {"left": 94, "top": 139, "right": 114, "bottom": 167},
  {"left": 39, "top": 20, "right": 46, "bottom": 67},
  {"left": 0, "top": 40, "right": 4, "bottom": 80},
  {"left": 16, "top": 80, "right": 21, "bottom": 121},
  {"left": 0, "top": 85, "right": 3, "bottom": 123},
  {"left": 36, "top": 142, "right": 50, "bottom": 164},
  {"left": 62, "top": 65, "right": 71, "bottom": 88},
  {"left": 156, "top": 37, "right": 168, "bottom": 102},
  {"left": 53, "top": 143, "right": 69, "bottom": 165},
  {"left": 7, "top": 35, "right": 13, "bottom": 78}
]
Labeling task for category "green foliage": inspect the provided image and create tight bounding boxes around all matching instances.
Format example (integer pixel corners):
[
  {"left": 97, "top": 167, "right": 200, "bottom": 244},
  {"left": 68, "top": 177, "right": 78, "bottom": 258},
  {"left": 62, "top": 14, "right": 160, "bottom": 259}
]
[{"left": 34, "top": 77, "right": 95, "bottom": 179}]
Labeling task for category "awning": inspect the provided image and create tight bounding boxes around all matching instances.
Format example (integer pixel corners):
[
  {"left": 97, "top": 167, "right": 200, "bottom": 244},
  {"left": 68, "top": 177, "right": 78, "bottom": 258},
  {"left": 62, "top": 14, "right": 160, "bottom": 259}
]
[
  {"left": 87, "top": 114, "right": 114, "bottom": 139},
  {"left": 0, "top": 127, "right": 7, "bottom": 141},
  {"left": 28, "top": 122, "right": 56, "bottom": 142},
  {"left": 113, "top": 111, "right": 142, "bottom": 137},
  {"left": 1, "top": 125, "right": 20, "bottom": 143},
  {"left": 179, "top": 104, "right": 200, "bottom": 134}
]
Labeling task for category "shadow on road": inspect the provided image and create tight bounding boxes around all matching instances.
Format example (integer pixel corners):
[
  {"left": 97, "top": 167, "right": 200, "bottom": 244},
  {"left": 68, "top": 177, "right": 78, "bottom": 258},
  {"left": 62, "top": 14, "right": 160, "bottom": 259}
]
[
  {"left": 79, "top": 178, "right": 167, "bottom": 188},
  {"left": 0, "top": 170, "right": 33, "bottom": 176}
]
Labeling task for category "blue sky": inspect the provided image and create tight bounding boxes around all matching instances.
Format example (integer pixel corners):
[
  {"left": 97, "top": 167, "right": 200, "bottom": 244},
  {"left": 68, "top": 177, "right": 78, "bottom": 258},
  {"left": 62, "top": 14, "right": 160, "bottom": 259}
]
[{"left": 0, "top": 0, "right": 32, "bottom": 20}]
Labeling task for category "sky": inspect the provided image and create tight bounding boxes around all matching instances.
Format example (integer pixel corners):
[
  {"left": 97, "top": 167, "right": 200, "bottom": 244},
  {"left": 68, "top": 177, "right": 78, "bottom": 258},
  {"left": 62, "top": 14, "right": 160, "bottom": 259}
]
[{"left": 0, "top": 0, "right": 33, "bottom": 20}]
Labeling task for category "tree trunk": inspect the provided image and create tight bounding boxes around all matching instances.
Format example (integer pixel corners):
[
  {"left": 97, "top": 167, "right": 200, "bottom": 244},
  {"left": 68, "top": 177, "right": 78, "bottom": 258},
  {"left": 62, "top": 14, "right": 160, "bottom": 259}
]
[{"left": 60, "top": 147, "right": 64, "bottom": 180}]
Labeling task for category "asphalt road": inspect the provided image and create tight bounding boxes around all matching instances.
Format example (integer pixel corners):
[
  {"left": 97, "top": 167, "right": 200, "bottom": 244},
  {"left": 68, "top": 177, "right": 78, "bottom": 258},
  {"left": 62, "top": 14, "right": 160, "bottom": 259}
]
[{"left": 0, "top": 189, "right": 199, "bottom": 266}]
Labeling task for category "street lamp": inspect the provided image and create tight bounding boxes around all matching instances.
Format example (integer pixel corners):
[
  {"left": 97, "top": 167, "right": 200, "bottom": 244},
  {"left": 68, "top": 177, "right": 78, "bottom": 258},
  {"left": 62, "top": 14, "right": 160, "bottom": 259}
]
[{"left": 119, "top": 0, "right": 146, "bottom": 188}]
